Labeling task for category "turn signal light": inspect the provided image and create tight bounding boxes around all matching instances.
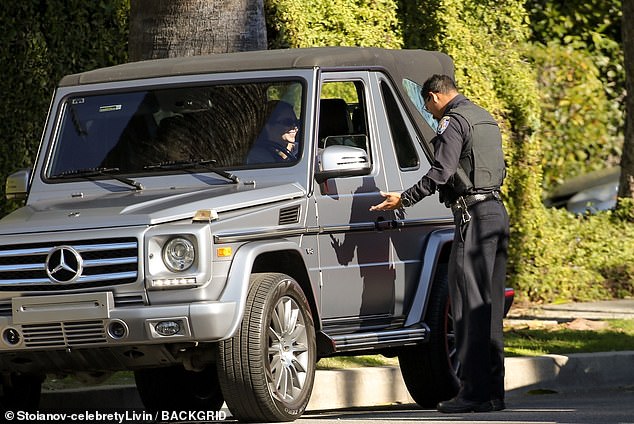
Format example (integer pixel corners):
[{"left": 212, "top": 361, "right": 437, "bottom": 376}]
[{"left": 216, "top": 247, "right": 233, "bottom": 257}]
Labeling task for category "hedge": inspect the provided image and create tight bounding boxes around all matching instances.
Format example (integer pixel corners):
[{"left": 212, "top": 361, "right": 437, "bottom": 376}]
[
  {"left": 265, "top": 0, "right": 402, "bottom": 49},
  {"left": 0, "top": 0, "right": 128, "bottom": 214}
]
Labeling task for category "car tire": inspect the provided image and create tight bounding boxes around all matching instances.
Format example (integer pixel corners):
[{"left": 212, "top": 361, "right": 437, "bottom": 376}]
[
  {"left": 398, "top": 264, "right": 460, "bottom": 407},
  {"left": 134, "top": 365, "right": 224, "bottom": 411},
  {"left": 0, "top": 373, "right": 43, "bottom": 411},
  {"left": 217, "top": 273, "right": 316, "bottom": 422}
]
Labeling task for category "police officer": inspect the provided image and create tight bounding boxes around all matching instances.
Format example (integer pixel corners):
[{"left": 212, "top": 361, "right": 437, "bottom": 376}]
[{"left": 370, "top": 74, "right": 509, "bottom": 413}]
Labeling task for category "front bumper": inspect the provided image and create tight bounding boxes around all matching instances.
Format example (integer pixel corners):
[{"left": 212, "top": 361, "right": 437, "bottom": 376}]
[{"left": 0, "top": 292, "right": 237, "bottom": 371}]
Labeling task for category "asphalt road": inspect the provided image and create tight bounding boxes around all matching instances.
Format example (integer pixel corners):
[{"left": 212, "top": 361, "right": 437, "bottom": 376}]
[
  {"left": 24, "top": 386, "right": 634, "bottom": 423},
  {"left": 293, "top": 387, "right": 634, "bottom": 424},
  {"left": 152, "top": 387, "right": 634, "bottom": 423}
]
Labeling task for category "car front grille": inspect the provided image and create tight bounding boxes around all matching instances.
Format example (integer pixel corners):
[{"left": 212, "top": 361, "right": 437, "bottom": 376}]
[
  {"left": 0, "top": 238, "right": 138, "bottom": 290},
  {"left": 22, "top": 320, "right": 107, "bottom": 347}
]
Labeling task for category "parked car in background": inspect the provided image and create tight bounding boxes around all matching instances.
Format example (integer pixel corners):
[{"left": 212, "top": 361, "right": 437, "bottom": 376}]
[{"left": 544, "top": 166, "right": 620, "bottom": 214}]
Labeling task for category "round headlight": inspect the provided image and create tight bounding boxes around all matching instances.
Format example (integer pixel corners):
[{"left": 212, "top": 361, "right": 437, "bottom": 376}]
[{"left": 162, "top": 237, "right": 196, "bottom": 272}]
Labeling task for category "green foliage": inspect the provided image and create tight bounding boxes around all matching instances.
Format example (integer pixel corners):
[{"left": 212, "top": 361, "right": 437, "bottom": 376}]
[
  {"left": 526, "top": 0, "right": 622, "bottom": 46},
  {"left": 0, "top": 3, "right": 50, "bottom": 215},
  {"left": 525, "top": 0, "right": 625, "bottom": 189},
  {"left": 265, "top": 0, "right": 402, "bottom": 49},
  {"left": 615, "top": 197, "right": 634, "bottom": 222},
  {"left": 526, "top": 42, "right": 621, "bottom": 190},
  {"left": 525, "top": 0, "right": 624, "bottom": 100},
  {"left": 517, "top": 0, "right": 631, "bottom": 303},
  {"left": 0, "top": 0, "right": 129, "bottom": 215},
  {"left": 516, "top": 207, "right": 634, "bottom": 302}
]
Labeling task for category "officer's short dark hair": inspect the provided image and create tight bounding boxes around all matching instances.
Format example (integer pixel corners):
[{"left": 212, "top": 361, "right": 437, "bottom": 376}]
[{"left": 421, "top": 74, "right": 457, "bottom": 100}]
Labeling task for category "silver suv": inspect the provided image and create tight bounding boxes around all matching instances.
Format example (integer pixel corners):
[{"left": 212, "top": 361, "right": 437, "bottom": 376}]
[{"left": 0, "top": 47, "right": 508, "bottom": 421}]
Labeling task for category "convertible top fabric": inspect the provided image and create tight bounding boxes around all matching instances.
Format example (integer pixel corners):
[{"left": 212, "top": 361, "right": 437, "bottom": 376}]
[{"left": 60, "top": 47, "right": 453, "bottom": 89}]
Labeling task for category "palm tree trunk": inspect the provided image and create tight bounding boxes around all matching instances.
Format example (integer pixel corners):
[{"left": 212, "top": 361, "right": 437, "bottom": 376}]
[{"left": 128, "top": 0, "right": 267, "bottom": 61}]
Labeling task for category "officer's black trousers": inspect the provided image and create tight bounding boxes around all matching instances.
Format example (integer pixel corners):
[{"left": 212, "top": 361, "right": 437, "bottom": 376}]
[{"left": 448, "top": 198, "right": 510, "bottom": 402}]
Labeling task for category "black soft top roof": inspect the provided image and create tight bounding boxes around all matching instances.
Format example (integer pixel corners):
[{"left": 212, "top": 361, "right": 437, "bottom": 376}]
[{"left": 59, "top": 46, "right": 453, "bottom": 88}]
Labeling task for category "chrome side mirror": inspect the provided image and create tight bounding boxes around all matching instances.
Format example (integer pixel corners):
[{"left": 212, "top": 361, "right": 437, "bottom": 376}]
[
  {"left": 6, "top": 168, "right": 31, "bottom": 200},
  {"left": 315, "top": 145, "right": 370, "bottom": 184}
]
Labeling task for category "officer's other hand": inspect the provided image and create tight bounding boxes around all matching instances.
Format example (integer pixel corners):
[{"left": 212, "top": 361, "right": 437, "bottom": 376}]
[{"left": 369, "top": 191, "right": 402, "bottom": 211}]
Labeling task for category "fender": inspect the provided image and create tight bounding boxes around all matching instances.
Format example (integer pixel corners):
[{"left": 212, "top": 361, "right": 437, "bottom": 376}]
[
  {"left": 217, "top": 240, "right": 311, "bottom": 339},
  {"left": 403, "top": 227, "right": 454, "bottom": 327}
]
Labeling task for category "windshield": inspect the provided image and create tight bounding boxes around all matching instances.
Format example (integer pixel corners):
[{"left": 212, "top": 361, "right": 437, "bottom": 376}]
[{"left": 47, "top": 80, "right": 304, "bottom": 179}]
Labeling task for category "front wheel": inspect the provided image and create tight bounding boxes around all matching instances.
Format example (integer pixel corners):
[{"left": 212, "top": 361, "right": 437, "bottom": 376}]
[
  {"left": 217, "top": 273, "right": 316, "bottom": 422},
  {"left": 398, "top": 264, "right": 459, "bottom": 407}
]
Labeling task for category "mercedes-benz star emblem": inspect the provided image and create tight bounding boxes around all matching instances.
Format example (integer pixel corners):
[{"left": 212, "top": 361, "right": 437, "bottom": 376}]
[{"left": 45, "top": 246, "right": 83, "bottom": 283}]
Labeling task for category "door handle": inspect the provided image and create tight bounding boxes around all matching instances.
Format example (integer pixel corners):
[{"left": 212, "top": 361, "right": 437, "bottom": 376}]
[{"left": 374, "top": 216, "right": 397, "bottom": 231}]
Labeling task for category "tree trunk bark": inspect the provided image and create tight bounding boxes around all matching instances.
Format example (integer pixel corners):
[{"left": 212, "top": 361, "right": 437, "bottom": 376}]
[
  {"left": 619, "top": 0, "right": 634, "bottom": 200},
  {"left": 128, "top": 0, "right": 267, "bottom": 62}
]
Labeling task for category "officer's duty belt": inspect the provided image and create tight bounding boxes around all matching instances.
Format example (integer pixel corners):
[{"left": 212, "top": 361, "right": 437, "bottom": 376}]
[{"left": 450, "top": 191, "right": 501, "bottom": 216}]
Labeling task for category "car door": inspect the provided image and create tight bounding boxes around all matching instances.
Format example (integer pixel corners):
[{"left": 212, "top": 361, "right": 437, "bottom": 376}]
[
  {"left": 315, "top": 73, "right": 396, "bottom": 324},
  {"left": 371, "top": 74, "right": 452, "bottom": 319}
]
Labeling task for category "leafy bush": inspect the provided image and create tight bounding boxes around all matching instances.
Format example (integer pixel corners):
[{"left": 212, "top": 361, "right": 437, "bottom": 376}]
[
  {"left": 0, "top": 0, "right": 128, "bottom": 214},
  {"left": 517, "top": 207, "right": 634, "bottom": 302},
  {"left": 525, "top": 0, "right": 624, "bottom": 105},
  {"left": 525, "top": 0, "right": 625, "bottom": 190},
  {"left": 265, "top": 0, "right": 402, "bottom": 49},
  {"left": 526, "top": 42, "right": 621, "bottom": 190}
]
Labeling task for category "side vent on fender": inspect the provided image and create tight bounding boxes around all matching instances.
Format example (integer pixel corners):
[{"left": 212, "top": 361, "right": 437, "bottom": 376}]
[{"left": 279, "top": 205, "right": 300, "bottom": 225}]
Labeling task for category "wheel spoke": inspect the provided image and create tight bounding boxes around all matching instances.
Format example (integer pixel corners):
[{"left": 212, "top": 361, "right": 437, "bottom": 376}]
[
  {"left": 276, "top": 365, "right": 286, "bottom": 394},
  {"left": 272, "top": 305, "right": 284, "bottom": 334},
  {"left": 286, "top": 307, "right": 299, "bottom": 334},
  {"left": 267, "top": 295, "right": 311, "bottom": 402},
  {"left": 269, "top": 324, "right": 282, "bottom": 341},
  {"left": 270, "top": 352, "right": 282, "bottom": 373},
  {"left": 289, "top": 322, "right": 306, "bottom": 341},
  {"left": 290, "top": 357, "right": 307, "bottom": 374}
]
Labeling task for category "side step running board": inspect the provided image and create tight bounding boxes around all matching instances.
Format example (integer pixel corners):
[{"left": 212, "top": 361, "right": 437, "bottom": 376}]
[{"left": 317, "top": 325, "right": 429, "bottom": 356}]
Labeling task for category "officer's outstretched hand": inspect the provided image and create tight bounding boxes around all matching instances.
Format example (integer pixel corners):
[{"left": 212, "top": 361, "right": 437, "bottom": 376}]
[{"left": 369, "top": 191, "right": 402, "bottom": 211}]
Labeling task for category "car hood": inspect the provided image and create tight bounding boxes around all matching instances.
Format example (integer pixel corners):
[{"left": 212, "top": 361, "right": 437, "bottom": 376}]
[{"left": 0, "top": 182, "right": 306, "bottom": 236}]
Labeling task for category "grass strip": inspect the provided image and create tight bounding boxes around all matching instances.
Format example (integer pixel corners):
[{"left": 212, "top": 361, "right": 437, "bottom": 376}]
[{"left": 503, "top": 318, "right": 634, "bottom": 356}]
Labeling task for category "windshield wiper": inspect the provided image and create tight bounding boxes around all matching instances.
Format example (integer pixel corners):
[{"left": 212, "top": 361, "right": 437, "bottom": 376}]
[
  {"left": 51, "top": 167, "right": 144, "bottom": 191},
  {"left": 144, "top": 159, "right": 240, "bottom": 184}
]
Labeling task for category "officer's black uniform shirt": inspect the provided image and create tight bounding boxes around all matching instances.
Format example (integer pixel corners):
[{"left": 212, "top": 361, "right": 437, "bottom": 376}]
[{"left": 401, "top": 94, "right": 472, "bottom": 207}]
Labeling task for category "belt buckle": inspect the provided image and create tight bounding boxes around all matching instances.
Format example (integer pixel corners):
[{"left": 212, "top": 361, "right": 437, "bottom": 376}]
[{"left": 459, "top": 196, "right": 471, "bottom": 224}]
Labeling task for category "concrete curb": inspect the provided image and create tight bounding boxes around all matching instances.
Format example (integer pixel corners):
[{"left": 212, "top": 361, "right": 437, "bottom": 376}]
[
  {"left": 40, "top": 351, "right": 634, "bottom": 411},
  {"left": 308, "top": 367, "right": 413, "bottom": 410},
  {"left": 504, "top": 351, "right": 634, "bottom": 394}
]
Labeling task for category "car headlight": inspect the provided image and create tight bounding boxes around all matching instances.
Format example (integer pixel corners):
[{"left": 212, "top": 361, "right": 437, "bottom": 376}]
[{"left": 162, "top": 237, "right": 196, "bottom": 272}]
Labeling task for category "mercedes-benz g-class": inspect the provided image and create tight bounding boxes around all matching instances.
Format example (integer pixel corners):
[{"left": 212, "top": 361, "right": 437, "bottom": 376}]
[{"left": 0, "top": 47, "right": 512, "bottom": 421}]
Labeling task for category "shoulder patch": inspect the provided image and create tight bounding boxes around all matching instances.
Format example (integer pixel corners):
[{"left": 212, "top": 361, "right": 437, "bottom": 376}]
[{"left": 438, "top": 116, "right": 450, "bottom": 134}]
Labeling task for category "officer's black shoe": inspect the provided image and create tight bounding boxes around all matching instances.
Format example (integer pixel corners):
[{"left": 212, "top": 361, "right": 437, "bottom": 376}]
[
  {"left": 490, "top": 398, "right": 506, "bottom": 411},
  {"left": 436, "top": 397, "right": 493, "bottom": 413}
]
